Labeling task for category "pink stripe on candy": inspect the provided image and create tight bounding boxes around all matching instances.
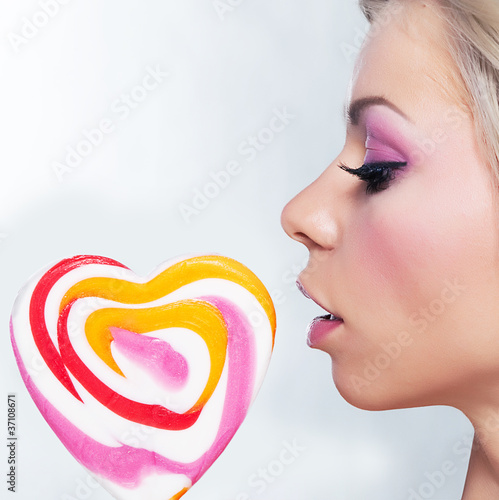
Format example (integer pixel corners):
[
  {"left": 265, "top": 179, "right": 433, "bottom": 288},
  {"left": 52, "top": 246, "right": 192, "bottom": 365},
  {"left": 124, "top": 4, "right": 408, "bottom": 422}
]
[
  {"left": 10, "top": 297, "right": 256, "bottom": 488},
  {"left": 110, "top": 327, "right": 189, "bottom": 390},
  {"left": 191, "top": 295, "right": 256, "bottom": 482}
]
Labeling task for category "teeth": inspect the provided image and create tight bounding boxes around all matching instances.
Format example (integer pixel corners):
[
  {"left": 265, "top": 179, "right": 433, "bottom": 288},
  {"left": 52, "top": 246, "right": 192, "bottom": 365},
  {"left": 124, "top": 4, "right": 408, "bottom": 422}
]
[{"left": 319, "top": 313, "right": 342, "bottom": 321}]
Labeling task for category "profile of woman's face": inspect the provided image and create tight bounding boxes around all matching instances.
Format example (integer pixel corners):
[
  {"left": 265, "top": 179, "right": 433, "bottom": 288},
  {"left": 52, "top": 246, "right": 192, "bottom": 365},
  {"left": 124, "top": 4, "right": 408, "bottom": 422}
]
[{"left": 281, "top": 1, "right": 499, "bottom": 415}]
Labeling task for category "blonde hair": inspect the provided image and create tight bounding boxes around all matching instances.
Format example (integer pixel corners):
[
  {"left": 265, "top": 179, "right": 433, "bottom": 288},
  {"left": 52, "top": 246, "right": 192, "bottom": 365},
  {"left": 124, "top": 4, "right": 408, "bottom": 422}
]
[{"left": 359, "top": 0, "right": 499, "bottom": 186}]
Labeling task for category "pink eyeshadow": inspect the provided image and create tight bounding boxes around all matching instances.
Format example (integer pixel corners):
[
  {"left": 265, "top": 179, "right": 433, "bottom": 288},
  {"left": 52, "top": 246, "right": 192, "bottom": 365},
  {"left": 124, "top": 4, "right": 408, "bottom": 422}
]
[
  {"left": 364, "top": 136, "right": 407, "bottom": 163},
  {"left": 363, "top": 106, "right": 416, "bottom": 164}
]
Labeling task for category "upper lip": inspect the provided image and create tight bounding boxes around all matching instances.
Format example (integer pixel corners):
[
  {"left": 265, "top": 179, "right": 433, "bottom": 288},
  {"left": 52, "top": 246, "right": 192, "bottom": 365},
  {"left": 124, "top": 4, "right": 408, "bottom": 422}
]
[{"left": 296, "top": 278, "right": 343, "bottom": 321}]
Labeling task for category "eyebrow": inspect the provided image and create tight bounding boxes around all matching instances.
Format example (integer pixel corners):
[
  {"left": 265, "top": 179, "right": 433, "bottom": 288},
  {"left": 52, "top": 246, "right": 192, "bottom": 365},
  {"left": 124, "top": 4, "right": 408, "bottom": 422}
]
[{"left": 345, "top": 96, "right": 412, "bottom": 126}]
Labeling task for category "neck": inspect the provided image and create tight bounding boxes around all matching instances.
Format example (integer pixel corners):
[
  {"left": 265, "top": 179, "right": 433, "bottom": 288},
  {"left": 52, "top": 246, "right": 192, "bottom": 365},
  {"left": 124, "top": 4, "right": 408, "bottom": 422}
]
[{"left": 461, "top": 406, "right": 499, "bottom": 499}]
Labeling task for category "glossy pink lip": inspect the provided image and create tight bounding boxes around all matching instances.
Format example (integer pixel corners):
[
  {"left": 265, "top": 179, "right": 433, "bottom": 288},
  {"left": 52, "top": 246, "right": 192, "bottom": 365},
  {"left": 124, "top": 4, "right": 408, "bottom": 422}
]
[
  {"left": 296, "top": 279, "right": 344, "bottom": 347},
  {"left": 296, "top": 279, "right": 343, "bottom": 319},
  {"left": 307, "top": 316, "right": 343, "bottom": 348},
  {"left": 296, "top": 279, "right": 312, "bottom": 299}
]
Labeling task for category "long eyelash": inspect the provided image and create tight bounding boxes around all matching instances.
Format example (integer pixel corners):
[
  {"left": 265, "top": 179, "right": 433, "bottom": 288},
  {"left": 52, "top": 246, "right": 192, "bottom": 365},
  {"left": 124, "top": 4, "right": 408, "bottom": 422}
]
[{"left": 338, "top": 161, "right": 407, "bottom": 195}]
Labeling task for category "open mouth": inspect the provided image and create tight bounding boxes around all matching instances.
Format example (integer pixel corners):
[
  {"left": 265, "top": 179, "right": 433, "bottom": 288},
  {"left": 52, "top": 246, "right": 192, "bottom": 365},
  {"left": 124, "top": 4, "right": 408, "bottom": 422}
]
[
  {"left": 317, "top": 313, "right": 343, "bottom": 322},
  {"left": 296, "top": 280, "right": 344, "bottom": 322},
  {"left": 307, "top": 311, "right": 343, "bottom": 348}
]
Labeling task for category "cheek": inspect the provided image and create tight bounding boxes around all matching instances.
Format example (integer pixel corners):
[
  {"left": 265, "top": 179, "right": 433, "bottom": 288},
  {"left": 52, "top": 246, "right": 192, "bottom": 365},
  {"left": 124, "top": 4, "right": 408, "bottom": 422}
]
[
  {"left": 339, "top": 160, "right": 499, "bottom": 410},
  {"left": 333, "top": 167, "right": 499, "bottom": 410},
  {"left": 347, "top": 204, "right": 442, "bottom": 322},
  {"left": 349, "top": 161, "right": 497, "bottom": 321}
]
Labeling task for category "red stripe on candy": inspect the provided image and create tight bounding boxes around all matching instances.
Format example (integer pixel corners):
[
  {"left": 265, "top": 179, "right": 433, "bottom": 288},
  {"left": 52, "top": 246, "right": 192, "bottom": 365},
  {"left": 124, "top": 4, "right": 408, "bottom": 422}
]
[
  {"left": 29, "top": 256, "right": 128, "bottom": 402},
  {"left": 57, "top": 301, "right": 202, "bottom": 430}
]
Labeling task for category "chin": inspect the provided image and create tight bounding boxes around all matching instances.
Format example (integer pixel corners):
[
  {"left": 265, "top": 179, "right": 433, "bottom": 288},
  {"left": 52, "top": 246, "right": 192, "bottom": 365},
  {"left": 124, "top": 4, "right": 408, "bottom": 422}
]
[{"left": 331, "top": 365, "right": 423, "bottom": 412}]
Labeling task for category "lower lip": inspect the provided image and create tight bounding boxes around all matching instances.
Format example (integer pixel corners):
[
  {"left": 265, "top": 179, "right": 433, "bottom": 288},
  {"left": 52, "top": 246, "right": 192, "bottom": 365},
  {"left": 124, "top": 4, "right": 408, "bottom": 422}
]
[{"left": 307, "top": 315, "right": 343, "bottom": 347}]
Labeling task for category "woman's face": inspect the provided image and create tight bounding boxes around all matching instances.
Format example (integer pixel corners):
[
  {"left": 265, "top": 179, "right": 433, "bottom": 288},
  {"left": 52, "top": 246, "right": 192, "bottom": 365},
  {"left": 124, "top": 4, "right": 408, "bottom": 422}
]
[{"left": 281, "top": 0, "right": 499, "bottom": 414}]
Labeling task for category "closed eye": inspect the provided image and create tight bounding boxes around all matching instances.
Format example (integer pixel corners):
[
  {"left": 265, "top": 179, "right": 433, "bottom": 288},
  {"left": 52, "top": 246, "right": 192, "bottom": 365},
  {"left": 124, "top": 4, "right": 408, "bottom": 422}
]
[{"left": 338, "top": 161, "right": 408, "bottom": 195}]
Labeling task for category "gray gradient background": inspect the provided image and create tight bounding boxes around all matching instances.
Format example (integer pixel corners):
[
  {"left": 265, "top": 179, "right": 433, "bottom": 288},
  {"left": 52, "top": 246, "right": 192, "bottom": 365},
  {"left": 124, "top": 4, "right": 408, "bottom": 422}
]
[{"left": 1, "top": 1, "right": 472, "bottom": 499}]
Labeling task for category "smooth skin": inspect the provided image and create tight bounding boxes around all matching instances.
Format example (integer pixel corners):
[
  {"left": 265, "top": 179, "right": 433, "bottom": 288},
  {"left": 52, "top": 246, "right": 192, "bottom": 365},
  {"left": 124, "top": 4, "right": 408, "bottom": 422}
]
[{"left": 281, "top": 1, "right": 499, "bottom": 498}]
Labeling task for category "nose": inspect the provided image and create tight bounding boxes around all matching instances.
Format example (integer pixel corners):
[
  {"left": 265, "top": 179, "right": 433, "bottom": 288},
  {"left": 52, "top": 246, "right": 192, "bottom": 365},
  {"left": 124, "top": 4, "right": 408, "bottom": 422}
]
[{"left": 280, "top": 167, "right": 341, "bottom": 252}]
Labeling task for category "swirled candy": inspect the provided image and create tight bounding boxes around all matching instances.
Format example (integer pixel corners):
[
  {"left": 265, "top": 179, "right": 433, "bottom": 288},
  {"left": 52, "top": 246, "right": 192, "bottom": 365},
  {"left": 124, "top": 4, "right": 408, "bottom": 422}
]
[{"left": 10, "top": 255, "right": 276, "bottom": 500}]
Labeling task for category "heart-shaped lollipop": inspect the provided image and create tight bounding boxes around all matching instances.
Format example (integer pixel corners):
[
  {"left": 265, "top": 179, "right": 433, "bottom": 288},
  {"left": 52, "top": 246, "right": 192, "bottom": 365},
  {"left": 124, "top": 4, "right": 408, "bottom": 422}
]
[{"left": 10, "top": 254, "right": 276, "bottom": 500}]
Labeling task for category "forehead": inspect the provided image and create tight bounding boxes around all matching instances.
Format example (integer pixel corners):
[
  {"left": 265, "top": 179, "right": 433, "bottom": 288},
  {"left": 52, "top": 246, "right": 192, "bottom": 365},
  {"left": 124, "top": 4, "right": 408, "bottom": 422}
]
[{"left": 349, "top": 1, "right": 465, "bottom": 123}]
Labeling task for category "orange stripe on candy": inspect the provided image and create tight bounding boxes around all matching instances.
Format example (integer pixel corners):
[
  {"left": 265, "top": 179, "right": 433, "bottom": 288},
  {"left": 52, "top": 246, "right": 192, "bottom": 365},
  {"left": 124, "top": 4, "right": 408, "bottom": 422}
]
[
  {"left": 60, "top": 255, "right": 276, "bottom": 344},
  {"left": 85, "top": 300, "right": 227, "bottom": 411},
  {"left": 170, "top": 487, "right": 189, "bottom": 500}
]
